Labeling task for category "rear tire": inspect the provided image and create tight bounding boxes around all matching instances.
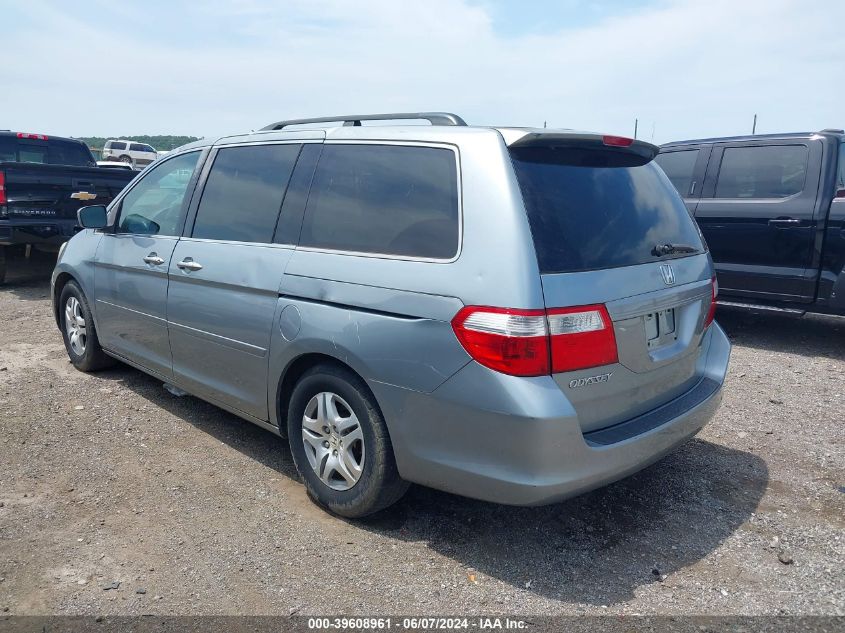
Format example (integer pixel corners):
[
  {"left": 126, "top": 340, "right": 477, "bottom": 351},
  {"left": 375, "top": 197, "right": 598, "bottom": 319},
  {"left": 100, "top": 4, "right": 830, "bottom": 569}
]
[
  {"left": 119, "top": 155, "right": 133, "bottom": 167},
  {"left": 287, "top": 364, "right": 409, "bottom": 518},
  {"left": 59, "top": 281, "right": 114, "bottom": 372}
]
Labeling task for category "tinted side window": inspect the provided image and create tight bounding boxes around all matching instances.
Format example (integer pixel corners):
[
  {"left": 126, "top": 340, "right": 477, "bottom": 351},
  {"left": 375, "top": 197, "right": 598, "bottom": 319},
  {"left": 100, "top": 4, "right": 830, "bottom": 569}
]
[
  {"left": 110, "top": 142, "right": 127, "bottom": 151},
  {"left": 715, "top": 145, "right": 808, "bottom": 199},
  {"left": 654, "top": 149, "right": 698, "bottom": 197},
  {"left": 300, "top": 144, "right": 459, "bottom": 259},
  {"left": 192, "top": 143, "right": 300, "bottom": 243},
  {"left": 130, "top": 143, "right": 147, "bottom": 152},
  {"left": 117, "top": 151, "right": 200, "bottom": 236}
]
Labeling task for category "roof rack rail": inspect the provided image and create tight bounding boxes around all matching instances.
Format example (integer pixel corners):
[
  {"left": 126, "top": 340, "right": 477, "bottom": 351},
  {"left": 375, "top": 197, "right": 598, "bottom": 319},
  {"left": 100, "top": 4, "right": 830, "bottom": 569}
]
[
  {"left": 261, "top": 112, "right": 467, "bottom": 131},
  {"left": 819, "top": 128, "right": 844, "bottom": 134}
]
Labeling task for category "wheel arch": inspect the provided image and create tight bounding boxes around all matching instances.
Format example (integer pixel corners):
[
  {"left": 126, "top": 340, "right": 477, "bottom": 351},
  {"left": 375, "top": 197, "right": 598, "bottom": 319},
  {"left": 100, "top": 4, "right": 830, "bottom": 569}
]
[
  {"left": 275, "top": 352, "right": 380, "bottom": 438},
  {"left": 52, "top": 271, "right": 77, "bottom": 327}
]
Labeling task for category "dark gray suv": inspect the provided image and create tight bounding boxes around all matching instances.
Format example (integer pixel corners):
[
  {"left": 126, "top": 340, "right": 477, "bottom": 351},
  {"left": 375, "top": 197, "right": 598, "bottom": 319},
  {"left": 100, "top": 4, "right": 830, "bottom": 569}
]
[{"left": 52, "top": 112, "right": 731, "bottom": 517}]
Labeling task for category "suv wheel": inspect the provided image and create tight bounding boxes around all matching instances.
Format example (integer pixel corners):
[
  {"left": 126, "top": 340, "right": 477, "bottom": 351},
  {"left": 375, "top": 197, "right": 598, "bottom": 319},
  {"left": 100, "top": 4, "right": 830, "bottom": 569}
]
[
  {"left": 287, "top": 364, "right": 409, "bottom": 518},
  {"left": 119, "top": 155, "right": 133, "bottom": 166},
  {"left": 59, "top": 281, "right": 114, "bottom": 372}
]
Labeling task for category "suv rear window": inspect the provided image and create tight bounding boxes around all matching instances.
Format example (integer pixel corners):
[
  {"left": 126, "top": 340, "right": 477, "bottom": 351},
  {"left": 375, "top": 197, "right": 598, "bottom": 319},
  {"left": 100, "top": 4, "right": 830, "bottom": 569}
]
[
  {"left": 300, "top": 144, "right": 459, "bottom": 259},
  {"left": 0, "top": 137, "right": 95, "bottom": 167},
  {"left": 109, "top": 141, "right": 127, "bottom": 151},
  {"left": 510, "top": 147, "right": 705, "bottom": 274},
  {"left": 654, "top": 149, "right": 698, "bottom": 197}
]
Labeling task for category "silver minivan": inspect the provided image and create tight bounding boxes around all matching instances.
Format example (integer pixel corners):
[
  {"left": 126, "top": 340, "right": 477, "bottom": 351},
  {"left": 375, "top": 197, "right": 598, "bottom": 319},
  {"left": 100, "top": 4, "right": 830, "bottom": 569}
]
[{"left": 52, "top": 112, "right": 731, "bottom": 517}]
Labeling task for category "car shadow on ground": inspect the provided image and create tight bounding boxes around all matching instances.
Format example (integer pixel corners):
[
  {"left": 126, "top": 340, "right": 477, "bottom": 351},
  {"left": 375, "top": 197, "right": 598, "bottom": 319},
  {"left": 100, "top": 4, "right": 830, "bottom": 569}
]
[
  {"left": 1, "top": 249, "right": 57, "bottom": 301},
  {"left": 716, "top": 305, "right": 845, "bottom": 360},
  {"left": 94, "top": 363, "right": 768, "bottom": 607}
]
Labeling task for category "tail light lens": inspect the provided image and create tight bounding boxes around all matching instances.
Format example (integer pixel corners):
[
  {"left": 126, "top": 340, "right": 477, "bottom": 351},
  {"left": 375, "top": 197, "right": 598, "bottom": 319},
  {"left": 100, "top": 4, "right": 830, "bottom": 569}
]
[
  {"left": 704, "top": 276, "right": 718, "bottom": 329},
  {"left": 451, "top": 304, "right": 618, "bottom": 377},
  {"left": 547, "top": 305, "right": 618, "bottom": 372},
  {"left": 602, "top": 135, "right": 634, "bottom": 147},
  {"left": 0, "top": 170, "right": 6, "bottom": 205},
  {"left": 451, "top": 307, "right": 549, "bottom": 376}
]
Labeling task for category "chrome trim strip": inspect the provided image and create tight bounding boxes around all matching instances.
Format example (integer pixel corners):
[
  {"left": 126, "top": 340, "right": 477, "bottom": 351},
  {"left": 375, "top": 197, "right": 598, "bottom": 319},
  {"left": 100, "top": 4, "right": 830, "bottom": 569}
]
[
  {"left": 96, "top": 299, "right": 166, "bottom": 323},
  {"left": 717, "top": 300, "right": 806, "bottom": 315},
  {"left": 167, "top": 321, "right": 267, "bottom": 357}
]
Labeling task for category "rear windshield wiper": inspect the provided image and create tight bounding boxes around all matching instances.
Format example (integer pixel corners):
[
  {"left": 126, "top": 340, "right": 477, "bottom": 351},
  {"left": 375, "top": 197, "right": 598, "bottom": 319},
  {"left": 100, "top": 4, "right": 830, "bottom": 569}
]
[{"left": 651, "top": 243, "right": 699, "bottom": 257}]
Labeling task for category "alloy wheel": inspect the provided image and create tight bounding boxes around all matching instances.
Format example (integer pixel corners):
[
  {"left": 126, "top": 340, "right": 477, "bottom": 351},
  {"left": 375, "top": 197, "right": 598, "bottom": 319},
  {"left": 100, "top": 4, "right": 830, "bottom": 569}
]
[
  {"left": 301, "top": 391, "right": 365, "bottom": 491},
  {"left": 64, "top": 296, "right": 87, "bottom": 356}
]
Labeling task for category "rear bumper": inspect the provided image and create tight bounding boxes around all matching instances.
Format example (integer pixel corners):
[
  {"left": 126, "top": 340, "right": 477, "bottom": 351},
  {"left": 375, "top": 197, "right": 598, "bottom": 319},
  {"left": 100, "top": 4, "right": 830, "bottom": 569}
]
[
  {"left": 0, "top": 218, "right": 77, "bottom": 247},
  {"left": 371, "top": 322, "right": 730, "bottom": 506}
]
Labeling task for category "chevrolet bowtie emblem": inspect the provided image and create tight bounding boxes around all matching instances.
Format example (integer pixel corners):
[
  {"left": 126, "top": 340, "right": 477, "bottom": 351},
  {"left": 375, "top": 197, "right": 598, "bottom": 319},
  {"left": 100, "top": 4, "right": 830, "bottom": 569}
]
[{"left": 71, "top": 191, "right": 97, "bottom": 201}]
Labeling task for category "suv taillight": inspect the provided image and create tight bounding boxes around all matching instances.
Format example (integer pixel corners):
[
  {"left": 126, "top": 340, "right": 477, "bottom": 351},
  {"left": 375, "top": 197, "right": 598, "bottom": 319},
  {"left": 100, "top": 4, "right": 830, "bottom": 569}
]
[
  {"left": 451, "top": 304, "right": 618, "bottom": 377},
  {"left": 704, "top": 276, "right": 718, "bottom": 329},
  {"left": 547, "top": 305, "right": 618, "bottom": 372},
  {"left": 0, "top": 170, "right": 6, "bottom": 205}
]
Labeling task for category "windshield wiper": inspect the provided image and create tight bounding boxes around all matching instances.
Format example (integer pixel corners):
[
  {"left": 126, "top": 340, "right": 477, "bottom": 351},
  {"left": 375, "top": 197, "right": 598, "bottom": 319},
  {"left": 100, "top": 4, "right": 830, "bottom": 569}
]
[{"left": 651, "top": 243, "right": 699, "bottom": 257}]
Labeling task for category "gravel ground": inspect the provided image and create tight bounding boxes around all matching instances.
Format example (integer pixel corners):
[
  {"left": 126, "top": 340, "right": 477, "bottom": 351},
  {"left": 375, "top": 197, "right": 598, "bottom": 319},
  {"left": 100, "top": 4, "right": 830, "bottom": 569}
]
[{"left": 0, "top": 251, "right": 843, "bottom": 616}]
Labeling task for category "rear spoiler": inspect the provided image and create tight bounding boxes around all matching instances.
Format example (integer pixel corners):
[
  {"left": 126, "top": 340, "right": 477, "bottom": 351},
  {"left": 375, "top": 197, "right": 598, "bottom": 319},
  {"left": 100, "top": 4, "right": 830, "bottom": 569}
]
[{"left": 508, "top": 132, "right": 659, "bottom": 166}]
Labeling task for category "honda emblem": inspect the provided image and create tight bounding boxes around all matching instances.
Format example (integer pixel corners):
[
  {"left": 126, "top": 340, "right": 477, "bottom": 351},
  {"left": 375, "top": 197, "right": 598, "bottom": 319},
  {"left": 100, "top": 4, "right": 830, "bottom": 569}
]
[{"left": 659, "top": 263, "right": 676, "bottom": 285}]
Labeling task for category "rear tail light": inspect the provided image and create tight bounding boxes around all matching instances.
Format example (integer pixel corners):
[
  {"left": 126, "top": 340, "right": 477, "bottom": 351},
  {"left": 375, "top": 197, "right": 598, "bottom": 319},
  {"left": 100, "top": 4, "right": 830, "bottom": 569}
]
[
  {"left": 602, "top": 135, "right": 634, "bottom": 147},
  {"left": 704, "top": 276, "right": 718, "bottom": 329},
  {"left": 451, "top": 304, "right": 617, "bottom": 377},
  {"left": 451, "top": 307, "right": 549, "bottom": 376},
  {"left": 0, "top": 170, "right": 6, "bottom": 205},
  {"left": 547, "top": 306, "right": 618, "bottom": 372},
  {"left": 16, "top": 132, "right": 48, "bottom": 140}
]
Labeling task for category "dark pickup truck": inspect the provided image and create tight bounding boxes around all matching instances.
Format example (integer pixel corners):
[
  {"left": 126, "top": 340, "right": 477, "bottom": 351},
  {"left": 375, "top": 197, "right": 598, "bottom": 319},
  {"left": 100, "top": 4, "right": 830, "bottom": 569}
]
[
  {"left": 657, "top": 129, "right": 845, "bottom": 316},
  {"left": 0, "top": 131, "right": 136, "bottom": 282}
]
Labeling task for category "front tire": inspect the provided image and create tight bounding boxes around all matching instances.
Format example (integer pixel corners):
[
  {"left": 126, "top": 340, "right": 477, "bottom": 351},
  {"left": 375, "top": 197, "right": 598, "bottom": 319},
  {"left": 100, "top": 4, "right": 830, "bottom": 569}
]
[
  {"left": 287, "top": 364, "right": 409, "bottom": 518},
  {"left": 59, "top": 281, "right": 114, "bottom": 372}
]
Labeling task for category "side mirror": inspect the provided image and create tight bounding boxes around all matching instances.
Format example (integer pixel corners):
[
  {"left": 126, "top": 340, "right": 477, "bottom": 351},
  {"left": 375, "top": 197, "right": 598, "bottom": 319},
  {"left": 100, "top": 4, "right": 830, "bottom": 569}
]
[{"left": 77, "top": 205, "right": 108, "bottom": 229}]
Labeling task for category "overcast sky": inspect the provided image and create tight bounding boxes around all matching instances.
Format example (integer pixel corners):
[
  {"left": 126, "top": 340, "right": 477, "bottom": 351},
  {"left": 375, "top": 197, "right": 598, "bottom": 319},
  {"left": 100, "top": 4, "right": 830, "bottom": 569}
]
[{"left": 4, "top": 0, "right": 843, "bottom": 144}]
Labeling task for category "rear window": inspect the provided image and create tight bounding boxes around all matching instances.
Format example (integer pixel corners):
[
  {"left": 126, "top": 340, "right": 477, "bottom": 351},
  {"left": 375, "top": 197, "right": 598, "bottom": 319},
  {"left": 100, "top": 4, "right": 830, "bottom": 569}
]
[
  {"left": 299, "top": 144, "right": 459, "bottom": 259},
  {"left": 108, "top": 141, "right": 126, "bottom": 151},
  {"left": 714, "top": 145, "right": 808, "bottom": 199},
  {"left": 192, "top": 143, "right": 300, "bottom": 243},
  {"left": 0, "top": 137, "right": 95, "bottom": 167},
  {"left": 654, "top": 149, "right": 698, "bottom": 197},
  {"left": 510, "top": 147, "right": 705, "bottom": 274}
]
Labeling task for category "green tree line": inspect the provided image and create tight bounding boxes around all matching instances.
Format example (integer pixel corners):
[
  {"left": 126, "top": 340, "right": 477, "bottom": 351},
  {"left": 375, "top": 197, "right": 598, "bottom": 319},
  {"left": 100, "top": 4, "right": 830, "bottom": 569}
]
[{"left": 75, "top": 135, "right": 201, "bottom": 152}]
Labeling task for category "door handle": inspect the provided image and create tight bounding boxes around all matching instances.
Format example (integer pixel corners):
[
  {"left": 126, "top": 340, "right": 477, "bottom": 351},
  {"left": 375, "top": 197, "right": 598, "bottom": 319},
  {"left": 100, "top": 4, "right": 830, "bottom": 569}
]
[
  {"left": 142, "top": 253, "right": 165, "bottom": 266},
  {"left": 768, "top": 217, "right": 803, "bottom": 226},
  {"left": 177, "top": 257, "right": 203, "bottom": 271}
]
